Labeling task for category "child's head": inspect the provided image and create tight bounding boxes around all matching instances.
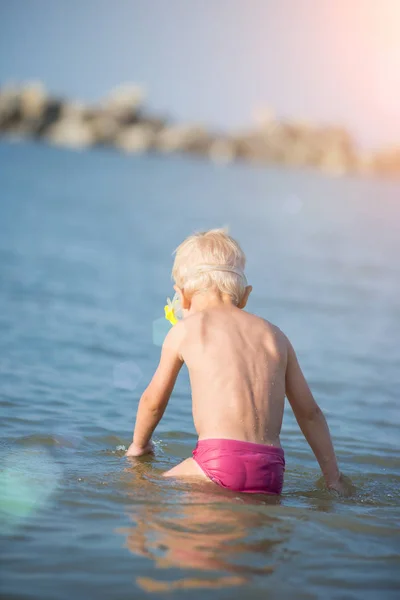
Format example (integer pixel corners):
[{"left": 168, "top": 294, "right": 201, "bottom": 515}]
[{"left": 172, "top": 229, "right": 251, "bottom": 308}]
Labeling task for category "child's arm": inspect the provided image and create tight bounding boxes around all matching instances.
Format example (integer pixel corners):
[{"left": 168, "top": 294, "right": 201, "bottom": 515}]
[
  {"left": 126, "top": 325, "right": 184, "bottom": 457},
  {"left": 285, "top": 338, "right": 345, "bottom": 493}
]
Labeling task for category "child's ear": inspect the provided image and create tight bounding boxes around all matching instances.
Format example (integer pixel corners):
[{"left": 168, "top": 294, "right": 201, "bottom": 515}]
[
  {"left": 238, "top": 285, "right": 252, "bottom": 309},
  {"left": 173, "top": 285, "right": 191, "bottom": 310}
]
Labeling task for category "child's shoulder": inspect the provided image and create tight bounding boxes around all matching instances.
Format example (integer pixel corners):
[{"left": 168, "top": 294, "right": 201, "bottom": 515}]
[
  {"left": 245, "top": 311, "right": 289, "bottom": 345},
  {"left": 245, "top": 309, "right": 282, "bottom": 330}
]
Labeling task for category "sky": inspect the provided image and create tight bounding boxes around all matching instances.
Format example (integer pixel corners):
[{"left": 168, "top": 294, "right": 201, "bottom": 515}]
[{"left": 1, "top": 0, "right": 399, "bottom": 149}]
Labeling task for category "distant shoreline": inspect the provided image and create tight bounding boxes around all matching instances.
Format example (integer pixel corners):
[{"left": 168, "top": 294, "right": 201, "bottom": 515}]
[{"left": 1, "top": 82, "right": 399, "bottom": 178}]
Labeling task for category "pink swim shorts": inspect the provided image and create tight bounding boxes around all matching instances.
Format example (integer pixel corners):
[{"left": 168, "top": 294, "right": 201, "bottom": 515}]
[{"left": 193, "top": 438, "right": 285, "bottom": 495}]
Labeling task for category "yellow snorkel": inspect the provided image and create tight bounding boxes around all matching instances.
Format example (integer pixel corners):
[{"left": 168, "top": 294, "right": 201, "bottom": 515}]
[{"left": 164, "top": 293, "right": 182, "bottom": 326}]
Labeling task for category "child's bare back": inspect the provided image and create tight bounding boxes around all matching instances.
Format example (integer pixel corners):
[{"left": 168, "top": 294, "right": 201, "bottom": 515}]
[{"left": 178, "top": 305, "right": 286, "bottom": 447}]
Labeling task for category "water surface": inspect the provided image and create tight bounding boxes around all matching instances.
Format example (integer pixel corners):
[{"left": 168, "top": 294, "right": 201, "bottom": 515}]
[{"left": 1, "top": 142, "right": 399, "bottom": 599}]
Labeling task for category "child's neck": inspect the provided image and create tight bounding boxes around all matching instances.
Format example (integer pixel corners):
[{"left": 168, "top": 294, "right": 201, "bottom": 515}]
[{"left": 189, "top": 291, "right": 234, "bottom": 314}]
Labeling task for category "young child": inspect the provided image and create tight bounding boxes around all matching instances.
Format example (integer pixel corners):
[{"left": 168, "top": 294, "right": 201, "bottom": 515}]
[{"left": 126, "top": 229, "right": 346, "bottom": 495}]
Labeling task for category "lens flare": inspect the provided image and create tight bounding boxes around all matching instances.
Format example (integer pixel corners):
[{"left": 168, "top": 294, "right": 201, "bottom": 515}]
[{"left": 0, "top": 448, "right": 62, "bottom": 534}]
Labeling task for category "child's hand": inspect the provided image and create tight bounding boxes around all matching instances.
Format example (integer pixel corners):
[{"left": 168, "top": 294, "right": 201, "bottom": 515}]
[
  {"left": 327, "top": 472, "right": 355, "bottom": 497},
  {"left": 126, "top": 441, "right": 154, "bottom": 457}
]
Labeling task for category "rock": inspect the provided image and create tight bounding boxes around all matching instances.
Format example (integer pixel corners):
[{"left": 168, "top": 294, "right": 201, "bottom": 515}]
[
  {"left": 155, "top": 124, "right": 210, "bottom": 153},
  {"left": 0, "top": 85, "right": 21, "bottom": 129},
  {"left": 209, "top": 138, "right": 236, "bottom": 164},
  {"left": 11, "top": 84, "right": 64, "bottom": 138},
  {"left": 312, "top": 127, "right": 355, "bottom": 174},
  {"left": 318, "top": 148, "right": 349, "bottom": 176},
  {"left": 19, "top": 82, "right": 47, "bottom": 120},
  {"left": 136, "top": 114, "right": 166, "bottom": 133},
  {"left": 114, "top": 124, "right": 156, "bottom": 153},
  {"left": 34, "top": 98, "right": 64, "bottom": 137},
  {"left": 235, "top": 126, "right": 292, "bottom": 164},
  {"left": 102, "top": 84, "right": 145, "bottom": 124},
  {"left": 354, "top": 152, "right": 379, "bottom": 175},
  {"left": 285, "top": 139, "right": 317, "bottom": 167},
  {"left": 60, "top": 101, "right": 89, "bottom": 120},
  {"left": 45, "top": 117, "right": 95, "bottom": 149},
  {"left": 372, "top": 147, "right": 400, "bottom": 176},
  {"left": 235, "top": 131, "right": 272, "bottom": 162},
  {"left": 87, "top": 110, "right": 121, "bottom": 144},
  {"left": 235, "top": 122, "right": 356, "bottom": 173},
  {"left": 0, "top": 80, "right": 398, "bottom": 178}
]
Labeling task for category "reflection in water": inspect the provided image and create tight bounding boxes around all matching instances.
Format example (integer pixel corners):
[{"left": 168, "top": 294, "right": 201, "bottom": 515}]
[{"left": 119, "top": 464, "right": 291, "bottom": 592}]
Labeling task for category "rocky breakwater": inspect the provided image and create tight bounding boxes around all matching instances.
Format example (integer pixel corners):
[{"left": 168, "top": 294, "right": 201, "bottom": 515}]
[{"left": 0, "top": 82, "right": 399, "bottom": 178}]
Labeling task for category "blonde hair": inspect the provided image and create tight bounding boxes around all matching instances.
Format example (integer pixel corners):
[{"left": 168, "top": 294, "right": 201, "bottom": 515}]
[{"left": 172, "top": 229, "right": 247, "bottom": 305}]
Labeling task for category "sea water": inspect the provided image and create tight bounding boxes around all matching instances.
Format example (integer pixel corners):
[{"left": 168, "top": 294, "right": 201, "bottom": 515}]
[{"left": 0, "top": 142, "right": 399, "bottom": 599}]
